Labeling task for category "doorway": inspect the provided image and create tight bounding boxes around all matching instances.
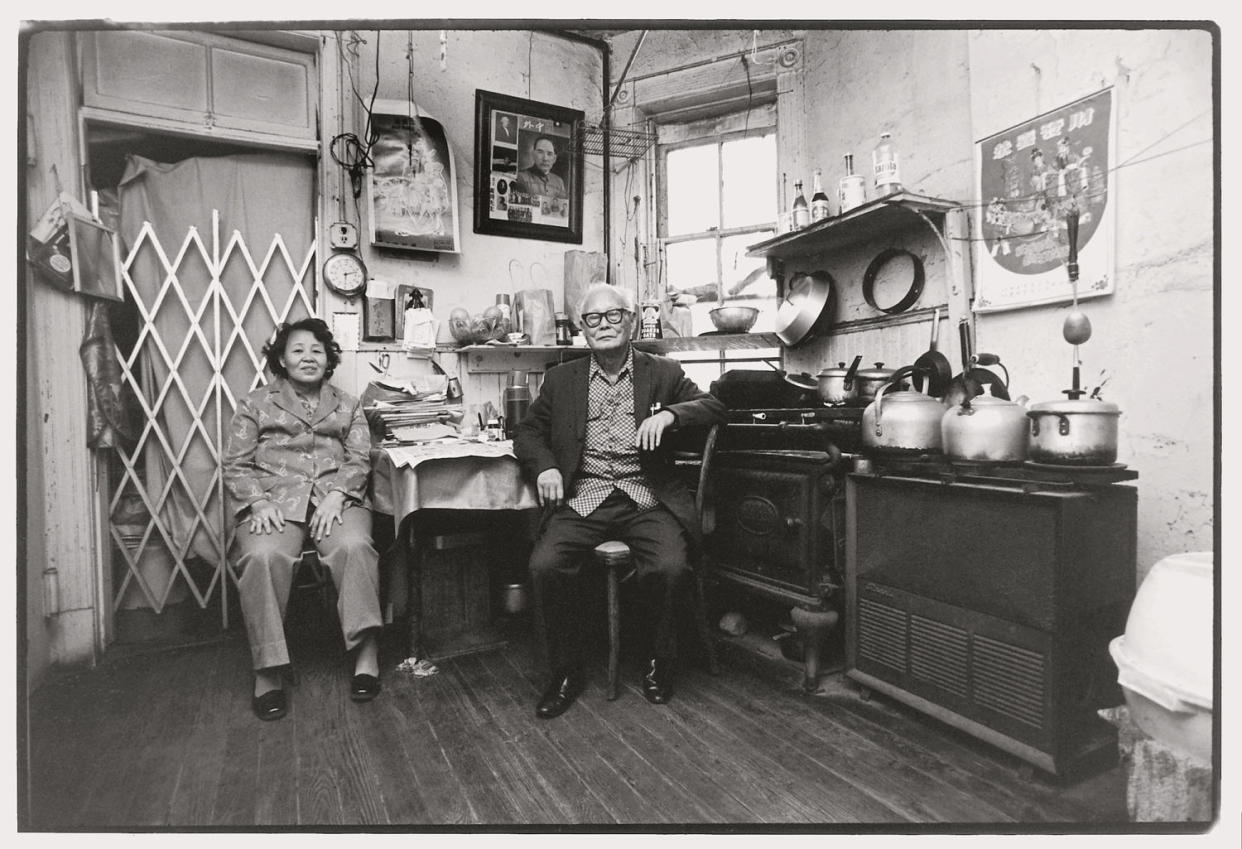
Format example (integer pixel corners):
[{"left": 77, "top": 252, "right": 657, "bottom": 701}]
[{"left": 85, "top": 124, "right": 318, "bottom": 641}]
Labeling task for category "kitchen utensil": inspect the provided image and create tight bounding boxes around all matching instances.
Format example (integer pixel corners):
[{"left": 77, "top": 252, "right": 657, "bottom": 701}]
[
  {"left": 1027, "top": 396, "right": 1121, "bottom": 465},
  {"left": 1062, "top": 209, "right": 1092, "bottom": 347},
  {"left": 941, "top": 393, "right": 1029, "bottom": 464},
  {"left": 862, "top": 248, "right": 924, "bottom": 314},
  {"left": 911, "top": 307, "right": 952, "bottom": 396},
  {"left": 709, "top": 305, "right": 759, "bottom": 334},
  {"left": 861, "top": 365, "right": 944, "bottom": 454},
  {"left": 816, "top": 355, "right": 862, "bottom": 405},
  {"left": 853, "top": 362, "right": 899, "bottom": 403},
  {"left": 775, "top": 269, "right": 835, "bottom": 347}
]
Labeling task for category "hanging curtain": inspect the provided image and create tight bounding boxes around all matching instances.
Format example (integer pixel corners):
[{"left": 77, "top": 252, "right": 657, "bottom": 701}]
[{"left": 117, "top": 152, "right": 315, "bottom": 569}]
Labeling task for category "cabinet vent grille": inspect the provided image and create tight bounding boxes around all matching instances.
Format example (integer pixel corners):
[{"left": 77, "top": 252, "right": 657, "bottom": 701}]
[
  {"left": 910, "top": 614, "right": 969, "bottom": 696},
  {"left": 858, "top": 597, "right": 907, "bottom": 672},
  {"left": 972, "top": 634, "right": 1046, "bottom": 728}
]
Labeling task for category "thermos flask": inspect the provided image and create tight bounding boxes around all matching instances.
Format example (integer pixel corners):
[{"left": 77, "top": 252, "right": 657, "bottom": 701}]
[{"left": 503, "top": 370, "right": 532, "bottom": 438}]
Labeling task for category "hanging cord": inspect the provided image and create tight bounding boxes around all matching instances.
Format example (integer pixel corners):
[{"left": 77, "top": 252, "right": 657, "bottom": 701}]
[
  {"left": 740, "top": 53, "right": 753, "bottom": 135},
  {"left": 330, "top": 30, "right": 382, "bottom": 199}
]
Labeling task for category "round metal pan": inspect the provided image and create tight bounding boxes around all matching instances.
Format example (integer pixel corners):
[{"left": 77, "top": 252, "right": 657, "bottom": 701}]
[{"left": 776, "top": 269, "right": 835, "bottom": 347}]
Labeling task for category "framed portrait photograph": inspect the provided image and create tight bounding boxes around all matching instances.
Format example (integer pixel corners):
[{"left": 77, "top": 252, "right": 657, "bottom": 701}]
[
  {"left": 366, "top": 99, "right": 461, "bottom": 253},
  {"left": 473, "top": 90, "right": 583, "bottom": 244}
]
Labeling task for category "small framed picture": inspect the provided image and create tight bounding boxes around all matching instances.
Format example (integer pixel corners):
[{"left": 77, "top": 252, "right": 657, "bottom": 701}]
[{"left": 473, "top": 90, "right": 583, "bottom": 244}]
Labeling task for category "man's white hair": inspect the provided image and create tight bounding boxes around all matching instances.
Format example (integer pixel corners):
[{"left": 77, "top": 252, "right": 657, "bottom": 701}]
[{"left": 577, "top": 282, "right": 636, "bottom": 316}]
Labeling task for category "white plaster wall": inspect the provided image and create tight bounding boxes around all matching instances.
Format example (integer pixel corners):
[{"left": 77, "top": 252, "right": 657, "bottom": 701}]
[
  {"left": 966, "top": 29, "right": 1215, "bottom": 578},
  {"left": 322, "top": 29, "right": 605, "bottom": 398}
]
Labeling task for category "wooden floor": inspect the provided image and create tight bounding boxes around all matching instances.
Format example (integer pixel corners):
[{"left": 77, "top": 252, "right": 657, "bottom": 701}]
[{"left": 23, "top": 610, "right": 1128, "bottom": 830}]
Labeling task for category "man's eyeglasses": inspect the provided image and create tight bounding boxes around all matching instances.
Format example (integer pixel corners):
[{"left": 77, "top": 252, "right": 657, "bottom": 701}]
[{"left": 580, "top": 308, "right": 631, "bottom": 328}]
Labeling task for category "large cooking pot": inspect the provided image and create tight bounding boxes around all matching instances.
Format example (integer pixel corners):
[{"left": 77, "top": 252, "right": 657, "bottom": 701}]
[
  {"left": 941, "top": 393, "right": 1029, "bottom": 464},
  {"left": 853, "top": 362, "right": 898, "bottom": 403},
  {"left": 776, "top": 270, "right": 835, "bottom": 347},
  {"left": 862, "top": 366, "right": 944, "bottom": 455},
  {"left": 1027, "top": 397, "right": 1121, "bottom": 465},
  {"left": 816, "top": 355, "right": 861, "bottom": 405}
]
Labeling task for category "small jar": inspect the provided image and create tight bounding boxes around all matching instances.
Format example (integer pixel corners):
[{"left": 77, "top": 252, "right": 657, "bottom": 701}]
[{"left": 554, "top": 312, "right": 572, "bottom": 346}]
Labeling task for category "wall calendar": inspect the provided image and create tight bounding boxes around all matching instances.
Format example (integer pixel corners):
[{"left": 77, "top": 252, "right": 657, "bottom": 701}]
[{"left": 972, "top": 88, "right": 1116, "bottom": 313}]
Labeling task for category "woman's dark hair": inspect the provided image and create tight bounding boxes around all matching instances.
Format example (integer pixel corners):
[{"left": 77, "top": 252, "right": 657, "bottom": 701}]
[{"left": 263, "top": 317, "right": 342, "bottom": 380}]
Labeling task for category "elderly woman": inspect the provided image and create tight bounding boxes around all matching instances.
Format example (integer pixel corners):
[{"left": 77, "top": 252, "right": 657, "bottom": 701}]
[{"left": 223, "top": 317, "right": 382, "bottom": 721}]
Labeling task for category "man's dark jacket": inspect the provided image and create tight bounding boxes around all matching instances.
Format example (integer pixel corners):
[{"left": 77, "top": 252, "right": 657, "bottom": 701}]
[{"left": 513, "top": 348, "right": 726, "bottom": 547}]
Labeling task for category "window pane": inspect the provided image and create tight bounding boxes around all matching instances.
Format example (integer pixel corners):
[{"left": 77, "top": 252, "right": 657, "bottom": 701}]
[
  {"left": 721, "top": 134, "right": 776, "bottom": 229},
  {"left": 666, "top": 144, "right": 719, "bottom": 236},
  {"left": 716, "top": 231, "right": 777, "bottom": 333},
  {"left": 664, "top": 238, "right": 718, "bottom": 305}
]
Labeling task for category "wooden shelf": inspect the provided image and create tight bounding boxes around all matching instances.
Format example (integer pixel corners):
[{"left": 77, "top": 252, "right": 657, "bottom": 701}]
[
  {"left": 635, "top": 332, "right": 781, "bottom": 353},
  {"left": 458, "top": 333, "right": 781, "bottom": 364},
  {"left": 746, "top": 192, "right": 959, "bottom": 260}
]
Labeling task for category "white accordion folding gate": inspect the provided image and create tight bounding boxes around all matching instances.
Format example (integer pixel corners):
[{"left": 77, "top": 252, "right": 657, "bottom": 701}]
[{"left": 109, "top": 210, "right": 316, "bottom": 626}]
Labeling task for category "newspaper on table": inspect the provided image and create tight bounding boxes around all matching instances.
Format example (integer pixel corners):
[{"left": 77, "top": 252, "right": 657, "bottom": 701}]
[{"left": 381, "top": 437, "right": 516, "bottom": 470}]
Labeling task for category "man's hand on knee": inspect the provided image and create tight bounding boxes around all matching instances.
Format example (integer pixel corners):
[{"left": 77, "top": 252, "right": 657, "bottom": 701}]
[{"left": 536, "top": 468, "right": 564, "bottom": 507}]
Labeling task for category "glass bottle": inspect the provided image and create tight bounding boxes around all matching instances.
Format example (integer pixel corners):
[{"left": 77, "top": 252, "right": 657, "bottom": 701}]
[
  {"left": 838, "top": 153, "right": 867, "bottom": 213},
  {"left": 791, "top": 179, "right": 810, "bottom": 229},
  {"left": 810, "top": 168, "right": 831, "bottom": 222},
  {"left": 873, "top": 131, "right": 903, "bottom": 197}
]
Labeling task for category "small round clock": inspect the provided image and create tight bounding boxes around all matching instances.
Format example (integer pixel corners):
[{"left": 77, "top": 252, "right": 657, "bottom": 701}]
[{"left": 322, "top": 250, "right": 368, "bottom": 298}]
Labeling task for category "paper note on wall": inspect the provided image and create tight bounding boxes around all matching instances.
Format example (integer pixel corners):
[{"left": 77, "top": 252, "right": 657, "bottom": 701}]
[{"left": 331, "top": 312, "right": 361, "bottom": 351}]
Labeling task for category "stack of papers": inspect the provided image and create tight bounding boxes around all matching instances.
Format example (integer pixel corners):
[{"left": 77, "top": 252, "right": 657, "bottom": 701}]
[{"left": 365, "top": 393, "right": 463, "bottom": 443}]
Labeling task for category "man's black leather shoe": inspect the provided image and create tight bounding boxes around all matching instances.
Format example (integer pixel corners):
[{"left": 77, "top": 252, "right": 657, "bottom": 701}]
[
  {"left": 642, "top": 657, "right": 674, "bottom": 705},
  {"left": 535, "top": 672, "right": 582, "bottom": 719},
  {"left": 252, "top": 688, "right": 288, "bottom": 721}
]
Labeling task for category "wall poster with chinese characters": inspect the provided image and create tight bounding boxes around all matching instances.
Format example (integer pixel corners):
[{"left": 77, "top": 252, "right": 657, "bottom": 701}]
[{"left": 973, "top": 88, "right": 1116, "bottom": 313}]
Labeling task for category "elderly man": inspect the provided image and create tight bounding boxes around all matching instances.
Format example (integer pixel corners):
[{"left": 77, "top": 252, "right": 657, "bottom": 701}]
[
  {"left": 514, "top": 283, "right": 726, "bottom": 719},
  {"left": 513, "top": 134, "right": 567, "bottom": 201}
]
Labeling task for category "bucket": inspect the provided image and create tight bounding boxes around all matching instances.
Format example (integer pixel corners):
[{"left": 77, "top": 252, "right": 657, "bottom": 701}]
[{"left": 1109, "top": 551, "right": 1214, "bottom": 761}]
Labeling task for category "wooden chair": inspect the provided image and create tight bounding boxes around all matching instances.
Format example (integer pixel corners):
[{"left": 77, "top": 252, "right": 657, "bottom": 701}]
[{"left": 592, "top": 423, "right": 723, "bottom": 700}]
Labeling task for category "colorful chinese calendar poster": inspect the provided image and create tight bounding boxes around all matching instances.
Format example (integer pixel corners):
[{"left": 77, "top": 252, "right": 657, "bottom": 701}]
[{"left": 973, "top": 88, "right": 1116, "bottom": 312}]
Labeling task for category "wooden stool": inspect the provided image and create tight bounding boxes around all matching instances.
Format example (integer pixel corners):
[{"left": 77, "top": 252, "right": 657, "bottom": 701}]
[{"left": 591, "top": 539, "right": 719, "bottom": 701}]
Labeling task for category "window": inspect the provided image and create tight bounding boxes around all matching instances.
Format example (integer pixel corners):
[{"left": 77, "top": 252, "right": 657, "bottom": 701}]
[{"left": 657, "top": 110, "right": 780, "bottom": 386}]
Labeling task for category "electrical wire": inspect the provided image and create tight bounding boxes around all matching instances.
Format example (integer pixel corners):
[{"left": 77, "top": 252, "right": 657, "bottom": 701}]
[{"left": 330, "top": 30, "right": 384, "bottom": 201}]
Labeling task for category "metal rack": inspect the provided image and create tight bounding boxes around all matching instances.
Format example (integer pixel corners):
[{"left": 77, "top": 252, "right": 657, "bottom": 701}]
[{"left": 569, "top": 118, "right": 656, "bottom": 160}]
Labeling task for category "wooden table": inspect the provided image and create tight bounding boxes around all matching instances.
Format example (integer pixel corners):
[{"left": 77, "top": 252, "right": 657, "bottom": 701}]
[{"left": 370, "top": 441, "right": 539, "bottom": 661}]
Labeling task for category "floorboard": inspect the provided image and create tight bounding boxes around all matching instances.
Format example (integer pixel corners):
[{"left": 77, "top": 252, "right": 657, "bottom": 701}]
[{"left": 23, "top": 618, "right": 1128, "bottom": 831}]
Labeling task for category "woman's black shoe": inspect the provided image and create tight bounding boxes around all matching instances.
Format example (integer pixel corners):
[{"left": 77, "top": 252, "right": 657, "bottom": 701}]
[
  {"left": 350, "top": 673, "right": 381, "bottom": 702},
  {"left": 252, "top": 688, "right": 288, "bottom": 721}
]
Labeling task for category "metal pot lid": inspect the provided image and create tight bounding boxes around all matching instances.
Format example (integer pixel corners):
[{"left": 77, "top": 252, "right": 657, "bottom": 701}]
[
  {"left": 817, "top": 362, "right": 852, "bottom": 377},
  {"left": 1029, "top": 398, "right": 1121, "bottom": 415},
  {"left": 855, "top": 362, "right": 896, "bottom": 380}
]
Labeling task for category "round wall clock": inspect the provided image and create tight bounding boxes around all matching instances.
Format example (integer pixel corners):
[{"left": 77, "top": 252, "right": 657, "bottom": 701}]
[{"left": 322, "top": 250, "right": 368, "bottom": 298}]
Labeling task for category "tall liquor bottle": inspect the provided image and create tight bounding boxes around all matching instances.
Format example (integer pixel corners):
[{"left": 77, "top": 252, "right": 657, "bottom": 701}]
[
  {"left": 873, "top": 131, "right": 903, "bottom": 197},
  {"left": 791, "top": 179, "right": 810, "bottom": 229},
  {"left": 810, "top": 168, "right": 831, "bottom": 222}
]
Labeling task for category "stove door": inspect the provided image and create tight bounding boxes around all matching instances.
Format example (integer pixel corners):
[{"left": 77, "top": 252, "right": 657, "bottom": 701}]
[{"left": 706, "top": 453, "right": 834, "bottom": 597}]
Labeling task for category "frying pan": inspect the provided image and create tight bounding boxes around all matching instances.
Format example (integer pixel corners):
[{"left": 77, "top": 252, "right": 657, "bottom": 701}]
[
  {"left": 775, "top": 269, "right": 836, "bottom": 347},
  {"left": 911, "top": 307, "right": 952, "bottom": 396}
]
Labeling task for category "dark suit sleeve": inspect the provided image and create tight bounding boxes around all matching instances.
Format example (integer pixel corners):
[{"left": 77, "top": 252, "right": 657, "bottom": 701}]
[
  {"left": 513, "top": 367, "right": 560, "bottom": 479},
  {"left": 662, "top": 361, "right": 726, "bottom": 428}
]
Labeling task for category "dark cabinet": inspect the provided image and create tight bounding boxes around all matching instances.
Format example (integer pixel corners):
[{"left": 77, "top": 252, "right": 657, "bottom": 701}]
[{"left": 845, "top": 472, "right": 1137, "bottom": 777}]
